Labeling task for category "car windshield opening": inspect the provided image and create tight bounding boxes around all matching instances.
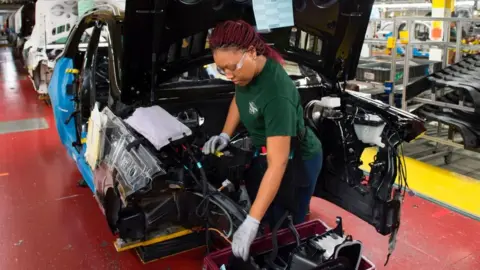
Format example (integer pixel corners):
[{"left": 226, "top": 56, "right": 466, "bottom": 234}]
[{"left": 157, "top": 26, "right": 324, "bottom": 88}]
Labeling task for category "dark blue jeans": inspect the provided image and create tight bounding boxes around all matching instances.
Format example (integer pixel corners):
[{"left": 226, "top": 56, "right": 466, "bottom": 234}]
[
  {"left": 295, "top": 151, "right": 323, "bottom": 224},
  {"left": 265, "top": 151, "right": 323, "bottom": 227}
]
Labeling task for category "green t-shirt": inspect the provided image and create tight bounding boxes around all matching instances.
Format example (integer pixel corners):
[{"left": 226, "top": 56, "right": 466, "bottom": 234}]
[{"left": 235, "top": 58, "right": 322, "bottom": 160}]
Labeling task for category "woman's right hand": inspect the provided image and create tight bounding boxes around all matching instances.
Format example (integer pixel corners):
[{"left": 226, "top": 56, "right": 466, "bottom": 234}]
[
  {"left": 202, "top": 95, "right": 238, "bottom": 155},
  {"left": 202, "top": 132, "right": 230, "bottom": 155}
]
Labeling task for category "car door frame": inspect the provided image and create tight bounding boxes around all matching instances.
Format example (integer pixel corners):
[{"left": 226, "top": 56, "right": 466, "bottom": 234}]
[
  {"left": 62, "top": 11, "right": 123, "bottom": 100},
  {"left": 48, "top": 11, "right": 122, "bottom": 192}
]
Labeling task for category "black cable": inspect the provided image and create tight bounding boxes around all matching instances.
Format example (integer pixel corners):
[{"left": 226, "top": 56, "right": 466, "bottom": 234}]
[
  {"left": 385, "top": 128, "right": 409, "bottom": 197},
  {"left": 167, "top": 141, "right": 212, "bottom": 253},
  {"left": 183, "top": 143, "right": 211, "bottom": 254},
  {"left": 398, "top": 138, "right": 409, "bottom": 193},
  {"left": 386, "top": 133, "right": 404, "bottom": 193},
  {"left": 334, "top": 120, "right": 351, "bottom": 184},
  {"left": 391, "top": 128, "right": 408, "bottom": 196},
  {"left": 287, "top": 215, "right": 301, "bottom": 247},
  {"left": 267, "top": 211, "right": 290, "bottom": 269},
  {"left": 169, "top": 140, "right": 248, "bottom": 253},
  {"left": 380, "top": 130, "right": 406, "bottom": 267}
]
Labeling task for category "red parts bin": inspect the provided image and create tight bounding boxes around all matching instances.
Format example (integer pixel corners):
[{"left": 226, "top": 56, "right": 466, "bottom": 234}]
[{"left": 203, "top": 219, "right": 376, "bottom": 270}]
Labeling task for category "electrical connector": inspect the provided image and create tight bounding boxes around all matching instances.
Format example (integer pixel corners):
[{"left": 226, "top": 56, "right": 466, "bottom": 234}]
[{"left": 218, "top": 179, "right": 234, "bottom": 192}]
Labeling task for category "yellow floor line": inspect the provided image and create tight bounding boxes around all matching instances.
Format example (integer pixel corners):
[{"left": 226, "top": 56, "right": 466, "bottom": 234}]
[{"left": 360, "top": 147, "right": 480, "bottom": 219}]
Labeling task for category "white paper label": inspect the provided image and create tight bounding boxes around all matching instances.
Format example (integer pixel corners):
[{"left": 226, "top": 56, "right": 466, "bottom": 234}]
[
  {"left": 364, "top": 72, "right": 375, "bottom": 80},
  {"left": 252, "top": 0, "right": 294, "bottom": 31}
]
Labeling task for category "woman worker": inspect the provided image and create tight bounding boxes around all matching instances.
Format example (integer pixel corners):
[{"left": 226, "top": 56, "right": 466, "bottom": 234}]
[{"left": 202, "top": 20, "right": 323, "bottom": 261}]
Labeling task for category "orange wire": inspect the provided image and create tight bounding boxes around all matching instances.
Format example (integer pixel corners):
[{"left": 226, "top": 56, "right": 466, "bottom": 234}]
[{"left": 207, "top": 228, "right": 232, "bottom": 244}]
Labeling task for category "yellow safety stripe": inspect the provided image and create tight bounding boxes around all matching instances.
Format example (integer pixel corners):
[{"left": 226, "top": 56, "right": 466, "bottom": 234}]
[
  {"left": 114, "top": 229, "right": 194, "bottom": 252},
  {"left": 360, "top": 147, "right": 480, "bottom": 219}
]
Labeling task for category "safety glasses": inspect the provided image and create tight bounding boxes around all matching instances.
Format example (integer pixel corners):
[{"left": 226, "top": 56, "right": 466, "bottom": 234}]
[{"left": 216, "top": 52, "right": 247, "bottom": 76}]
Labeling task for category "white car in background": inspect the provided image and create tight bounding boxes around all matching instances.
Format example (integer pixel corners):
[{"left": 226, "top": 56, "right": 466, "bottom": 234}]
[
  {"left": 23, "top": 0, "right": 78, "bottom": 94},
  {"left": 23, "top": 0, "right": 125, "bottom": 95}
]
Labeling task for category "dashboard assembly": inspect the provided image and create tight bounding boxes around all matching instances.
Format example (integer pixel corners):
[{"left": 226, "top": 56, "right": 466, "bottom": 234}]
[
  {"left": 89, "top": 81, "right": 425, "bottom": 260},
  {"left": 93, "top": 105, "right": 253, "bottom": 244}
]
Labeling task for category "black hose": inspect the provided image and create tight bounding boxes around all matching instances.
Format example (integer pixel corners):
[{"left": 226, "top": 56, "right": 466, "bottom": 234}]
[
  {"left": 267, "top": 211, "right": 290, "bottom": 269},
  {"left": 287, "top": 215, "right": 301, "bottom": 247}
]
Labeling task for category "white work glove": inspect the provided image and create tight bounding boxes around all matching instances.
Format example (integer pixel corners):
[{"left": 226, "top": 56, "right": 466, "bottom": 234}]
[
  {"left": 202, "top": 132, "right": 230, "bottom": 155},
  {"left": 232, "top": 215, "right": 260, "bottom": 261}
]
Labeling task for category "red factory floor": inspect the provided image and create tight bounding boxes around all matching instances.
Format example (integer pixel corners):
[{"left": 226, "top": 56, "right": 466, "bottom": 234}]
[{"left": 0, "top": 47, "right": 479, "bottom": 270}]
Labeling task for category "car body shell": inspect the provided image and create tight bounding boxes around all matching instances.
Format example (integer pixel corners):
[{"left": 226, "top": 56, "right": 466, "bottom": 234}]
[{"left": 48, "top": 0, "right": 426, "bottom": 245}]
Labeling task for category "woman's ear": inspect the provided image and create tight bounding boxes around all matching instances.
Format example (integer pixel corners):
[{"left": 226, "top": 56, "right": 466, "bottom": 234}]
[{"left": 247, "top": 45, "right": 257, "bottom": 59}]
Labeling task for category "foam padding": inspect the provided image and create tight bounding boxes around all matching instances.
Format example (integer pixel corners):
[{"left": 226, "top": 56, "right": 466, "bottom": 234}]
[{"left": 360, "top": 147, "right": 480, "bottom": 220}]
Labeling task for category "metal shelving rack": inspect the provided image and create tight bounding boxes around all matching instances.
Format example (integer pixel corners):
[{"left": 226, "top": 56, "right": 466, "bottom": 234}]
[{"left": 361, "top": 16, "right": 480, "bottom": 162}]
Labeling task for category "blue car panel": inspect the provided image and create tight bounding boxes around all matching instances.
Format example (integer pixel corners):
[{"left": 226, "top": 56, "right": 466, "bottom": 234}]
[{"left": 48, "top": 57, "right": 94, "bottom": 192}]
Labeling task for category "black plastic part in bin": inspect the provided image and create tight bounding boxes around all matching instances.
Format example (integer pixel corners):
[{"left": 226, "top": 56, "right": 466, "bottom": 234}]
[
  {"left": 356, "top": 60, "right": 442, "bottom": 84},
  {"left": 356, "top": 62, "right": 405, "bottom": 84},
  {"left": 203, "top": 219, "right": 376, "bottom": 270},
  {"left": 410, "top": 59, "right": 443, "bottom": 78}
]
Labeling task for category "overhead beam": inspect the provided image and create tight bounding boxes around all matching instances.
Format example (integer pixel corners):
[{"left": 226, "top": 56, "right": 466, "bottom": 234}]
[{"left": 0, "top": 4, "right": 23, "bottom": 11}]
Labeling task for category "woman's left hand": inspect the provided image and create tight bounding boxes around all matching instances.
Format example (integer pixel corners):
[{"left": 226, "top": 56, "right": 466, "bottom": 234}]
[{"left": 231, "top": 215, "right": 260, "bottom": 261}]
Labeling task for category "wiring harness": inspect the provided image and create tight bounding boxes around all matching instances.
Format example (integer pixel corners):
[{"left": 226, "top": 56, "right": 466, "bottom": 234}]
[{"left": 167, "top": 137, "right": 248, "bottom": 254}]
